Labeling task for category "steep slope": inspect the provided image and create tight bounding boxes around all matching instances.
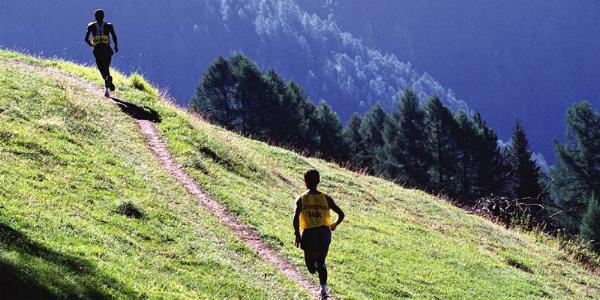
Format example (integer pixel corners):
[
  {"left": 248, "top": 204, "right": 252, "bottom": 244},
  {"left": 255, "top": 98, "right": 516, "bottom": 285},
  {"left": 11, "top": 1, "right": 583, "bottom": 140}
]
[
  {"left": 0, "top": 52, "right": 308, "bottom": 299},
  {"left": 151, "top": 98, "right": 600, "bottom": 298},
  {"left": 1, "top": 51, "right": 599, "bottom": 299}
]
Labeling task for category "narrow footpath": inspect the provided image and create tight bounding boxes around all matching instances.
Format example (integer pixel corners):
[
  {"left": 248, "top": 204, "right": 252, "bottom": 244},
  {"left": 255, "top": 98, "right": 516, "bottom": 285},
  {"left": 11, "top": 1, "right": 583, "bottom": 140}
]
[{"left": 7, "top": 60, "right": 325, "bottom": 299}]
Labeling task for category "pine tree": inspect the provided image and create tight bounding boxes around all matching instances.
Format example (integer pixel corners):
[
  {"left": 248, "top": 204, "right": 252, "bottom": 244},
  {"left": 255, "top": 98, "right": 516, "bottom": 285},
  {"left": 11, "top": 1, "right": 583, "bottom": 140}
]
[
  {"left": 378, "top": 88, "right": 429, "bottom": 188},
  {"left": 454, "top": 110, "right": 479, "bottom": 202},
  {"left": 423, "top": 94, "right": 460, "bottom": 195},
  {"left": 315, "top": 100, "right": 349, "bottom": 161},
  {"left": 286, "top": 81, "right": 320, "bottom": 151},
  {"left": 359, "top": 103, "right": 386, "bottom": 171},
  {"left": 263, "top": 69, "right": 290, "bottom": 141},
  {"left": 378, "top": 113, "right": 401, "bottom": 178},
  {"left": 234, "top": 57, "right": 270, "bottom": 136},
  {"left": 472, "top": 113, "right": 510, "bottom": 197},
  {"left": 551, "top": 102, "right": 600, "bottom": 232},
  {"left": 508, "top": 120, "right": 544, "bottom": 202},
  {"left": 189, "top": 56, "right": 237, "bottom": 127},
  {"left": 581, "top": 194, "right": 600, "bottom": 252},
  {"left": 189, "top": 54, "right": 353, "bottom": 161},
  {"left": 343, "top": 113, "right": 364, "bottom": 165}
]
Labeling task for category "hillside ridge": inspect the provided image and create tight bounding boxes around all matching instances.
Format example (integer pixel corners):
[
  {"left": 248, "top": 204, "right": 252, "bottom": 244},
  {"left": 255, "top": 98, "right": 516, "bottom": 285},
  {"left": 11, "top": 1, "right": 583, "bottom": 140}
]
[
  {"left": 4, "top": 58, "right": 323, "bottom": 298},
  {"left": 1, "top": 51, "right": 599, "bottom": 298}
]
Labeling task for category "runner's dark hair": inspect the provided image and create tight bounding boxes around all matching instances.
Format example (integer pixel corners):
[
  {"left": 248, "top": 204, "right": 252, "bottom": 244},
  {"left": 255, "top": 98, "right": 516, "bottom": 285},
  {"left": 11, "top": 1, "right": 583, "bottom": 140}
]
[
  {"left": 304, "top": 169, "right": 320, "bottom": 189},
  {"left": 95, "top": 9, "right": 104, "bottom": 21}
]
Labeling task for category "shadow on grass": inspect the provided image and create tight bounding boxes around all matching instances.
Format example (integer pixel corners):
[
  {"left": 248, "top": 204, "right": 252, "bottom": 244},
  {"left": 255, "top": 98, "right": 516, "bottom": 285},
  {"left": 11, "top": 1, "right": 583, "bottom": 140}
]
[
  {"left": 111, "top": 97, "right": 161, "bottom": 123},
  {"left": 0, "top": 260, "right": 55, "bottom": 299},
  {"left": 0, "top": 223, "right": 138, "bottom": 299}
]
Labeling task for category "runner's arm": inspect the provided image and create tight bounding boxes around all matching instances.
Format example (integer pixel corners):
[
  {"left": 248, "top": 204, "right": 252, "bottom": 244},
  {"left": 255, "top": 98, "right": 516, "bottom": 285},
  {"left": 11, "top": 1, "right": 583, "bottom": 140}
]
[
  {"left": 327, "top": 196, "right": 345, "bottom": 230},
  {"left": 110, "top": 25, "right": 119, "bottom": 52},
  {"left": 293, "top": 198, "right": 301, "bottom": 246},
  {"left": 84, "top": 28, "right": 93, "bottom": 47}
]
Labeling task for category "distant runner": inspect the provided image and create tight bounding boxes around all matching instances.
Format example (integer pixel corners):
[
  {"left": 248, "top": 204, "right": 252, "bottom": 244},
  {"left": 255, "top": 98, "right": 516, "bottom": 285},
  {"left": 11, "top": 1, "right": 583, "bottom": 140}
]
[
  {"left": 85, "top": 9, "right": 118, "bottom": 97},
  {"left": 293, "top": 169, "right": 345, "bottom": 299}
]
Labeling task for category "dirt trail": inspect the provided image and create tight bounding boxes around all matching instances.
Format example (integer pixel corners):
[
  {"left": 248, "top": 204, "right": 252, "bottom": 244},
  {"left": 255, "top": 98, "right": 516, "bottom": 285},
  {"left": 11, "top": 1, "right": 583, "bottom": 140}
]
[
  {"left": 5, "top": 60, "right": 324, "bottom": 299},
  {"left": 135, "top": 117, "right": 323, "bottom": 299}
]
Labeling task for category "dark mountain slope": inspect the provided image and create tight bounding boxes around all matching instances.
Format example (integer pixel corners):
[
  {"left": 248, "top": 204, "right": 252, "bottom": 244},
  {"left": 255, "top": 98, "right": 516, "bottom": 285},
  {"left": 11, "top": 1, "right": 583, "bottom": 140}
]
[
  {"left": 4, "top": 0, "right": 596, "bottom": 159},
  {"left": 297, "top": 0, "right": 600, "bottom": 160}
]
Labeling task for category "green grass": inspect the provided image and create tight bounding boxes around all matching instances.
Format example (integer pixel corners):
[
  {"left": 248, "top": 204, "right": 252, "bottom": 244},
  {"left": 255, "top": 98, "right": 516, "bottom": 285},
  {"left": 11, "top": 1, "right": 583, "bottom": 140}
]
[
  {"left": 1, "top": 50, "right": 599, "bottom": 299},
  {"left": 0, "top": 51, "right": 308, "bottom": 299}
]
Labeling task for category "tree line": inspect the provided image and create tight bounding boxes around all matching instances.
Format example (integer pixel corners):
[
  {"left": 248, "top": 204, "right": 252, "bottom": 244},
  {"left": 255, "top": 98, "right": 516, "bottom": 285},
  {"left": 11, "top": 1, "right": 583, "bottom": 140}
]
[{"left": 190, "top": 54, "right": 600, "bottom": 252}]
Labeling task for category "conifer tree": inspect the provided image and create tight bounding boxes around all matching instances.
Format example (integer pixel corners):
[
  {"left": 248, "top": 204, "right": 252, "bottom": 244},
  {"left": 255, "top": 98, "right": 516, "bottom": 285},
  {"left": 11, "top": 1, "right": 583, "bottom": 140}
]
[
  {"left": 378, "top": 89, "right": 429, "bottom": 188},
  {"left": 508, "top": 120, "right": 544, "bottom": 202},
  {"left": 454, "top": 111, "right": 479, "bottom": 202},
  {"left": 189, "top": 56, "right": 237, "bottom": 127},
  {"left": 343, "top": 113, "right": 364, "bottom": 165},
  {"left": 551, "top": 102, "right": 600, "bottom": 231},
  {"left": 235, "top": 58, "right": 270, "bottom": 135},
  {"left": 581, "top": 194, "right": 600, "bottom": 252},
  {"left": 263, "top": 69, "right": 290, "bottom": 141},
  {"left": 315, "top": 100, "right": 349, "bottom": 161},
  {"left": 189, "top": 54, "right": 353, "bottom": 161},
  {"left": 359, "top": 103, "right": 386, "bottom": 170},
  {"left": 286, "top": 81, "right": 320, "bottom": 150},
  {"left": 472, "top": 113, "right": 510, "bottom": 197},
  {"left": 378, "top": 113, "right": 400, "bottom": 178},
  {"left": 423, "top": 94, "right": 460, "bottom": 195}
]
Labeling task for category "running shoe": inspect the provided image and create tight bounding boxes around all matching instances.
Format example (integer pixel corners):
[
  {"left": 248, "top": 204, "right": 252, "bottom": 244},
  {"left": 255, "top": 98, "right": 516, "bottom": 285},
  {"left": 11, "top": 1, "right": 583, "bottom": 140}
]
[{"left": 106, "top": 75, "right": 115, "bottom": 91}]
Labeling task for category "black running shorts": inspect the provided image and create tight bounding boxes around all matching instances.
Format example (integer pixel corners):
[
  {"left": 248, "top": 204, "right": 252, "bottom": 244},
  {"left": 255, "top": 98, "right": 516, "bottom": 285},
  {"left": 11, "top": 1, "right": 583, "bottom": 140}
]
[{"left": 300, "top": 225, "right": 331, "bottom": 251}]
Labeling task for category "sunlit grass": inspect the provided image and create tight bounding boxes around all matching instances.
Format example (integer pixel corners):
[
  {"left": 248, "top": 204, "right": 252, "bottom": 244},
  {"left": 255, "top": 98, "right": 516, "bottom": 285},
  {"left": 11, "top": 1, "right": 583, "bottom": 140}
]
[
  {"left": 1, "top": 49, "right": 599, "bottom": 299},
  {"left": 0, "top": 51, "right": 308, "bottom": 299}
]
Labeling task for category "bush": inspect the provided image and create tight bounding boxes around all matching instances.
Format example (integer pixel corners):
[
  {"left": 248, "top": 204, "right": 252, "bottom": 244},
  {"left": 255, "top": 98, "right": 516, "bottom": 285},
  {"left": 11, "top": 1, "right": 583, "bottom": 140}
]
[
  {"left": 556, "top": 232, "right": 600, "bottom": 271},
  {"left": 130, "top": 73, "right": 157, "bottom": 96},
  {"left": 114, "top": 201, "right": 144, "bottom": 219},
  {"left": 581, "top": 195, "right": 600, "bottom": 252}
]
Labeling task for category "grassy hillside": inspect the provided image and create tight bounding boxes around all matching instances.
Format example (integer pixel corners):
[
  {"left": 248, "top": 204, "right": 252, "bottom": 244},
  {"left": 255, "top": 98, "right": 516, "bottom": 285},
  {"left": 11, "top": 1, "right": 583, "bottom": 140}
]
[
  {"left": 0, "top": 51, "right": 308, "bottom": 299},
  {"left": 1, "top": 50, "right": 599, "bottom": 299}
]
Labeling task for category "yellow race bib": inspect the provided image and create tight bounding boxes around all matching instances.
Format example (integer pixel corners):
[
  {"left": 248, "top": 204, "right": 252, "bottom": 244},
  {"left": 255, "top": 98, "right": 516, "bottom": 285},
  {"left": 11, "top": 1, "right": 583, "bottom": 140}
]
[
  {"left": 92, "top": 35, "right": 109, "bottom": 45},
  {"left": 299, "top": 192, "right": 331, "bottom": 231}
]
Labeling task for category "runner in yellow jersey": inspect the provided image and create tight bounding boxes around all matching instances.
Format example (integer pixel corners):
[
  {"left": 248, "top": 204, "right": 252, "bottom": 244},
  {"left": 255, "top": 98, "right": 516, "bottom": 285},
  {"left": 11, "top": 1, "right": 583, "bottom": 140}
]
[
  {"left": 293, "top": 169, "right": 345, "bottom": 299},
  {"left": 84, "top": 9, "right": 119, "bottom": 97}
]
